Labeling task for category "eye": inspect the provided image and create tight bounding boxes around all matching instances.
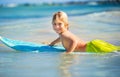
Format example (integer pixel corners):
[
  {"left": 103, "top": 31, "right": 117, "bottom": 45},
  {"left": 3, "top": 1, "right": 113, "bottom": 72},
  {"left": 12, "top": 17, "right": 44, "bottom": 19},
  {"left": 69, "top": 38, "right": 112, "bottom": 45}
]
[
  {"left": 58, "top": 23, "right": 62, "bottom": 26},
  {"left": 53, "top": 23, "right": 56, "bottom": 26}
]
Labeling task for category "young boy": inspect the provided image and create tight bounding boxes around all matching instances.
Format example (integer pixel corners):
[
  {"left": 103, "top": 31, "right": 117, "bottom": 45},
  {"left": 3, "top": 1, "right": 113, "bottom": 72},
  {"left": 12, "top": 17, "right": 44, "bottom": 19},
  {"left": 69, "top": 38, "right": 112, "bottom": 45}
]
[{"left": 49, "top": 11, "right": 120, "bottom": 53}]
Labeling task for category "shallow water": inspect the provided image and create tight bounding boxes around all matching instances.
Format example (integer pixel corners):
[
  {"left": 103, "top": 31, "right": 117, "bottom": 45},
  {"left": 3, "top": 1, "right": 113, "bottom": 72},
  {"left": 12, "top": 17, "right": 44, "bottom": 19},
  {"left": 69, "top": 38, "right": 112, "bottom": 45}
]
[
  {"left": 0, "top": 4, "right": 120, "bottom": 77},
  {"left": 0, "top": 52, "right": 120, "bottom": 77}
]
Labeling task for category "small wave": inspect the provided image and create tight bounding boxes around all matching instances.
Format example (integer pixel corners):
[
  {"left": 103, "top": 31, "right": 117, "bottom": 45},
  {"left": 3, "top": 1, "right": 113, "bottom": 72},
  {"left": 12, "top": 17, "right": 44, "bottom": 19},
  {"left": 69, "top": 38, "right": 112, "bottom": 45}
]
[
  {"left": 86, "top": 10, "right": 120, "bottom": 18},
  {"left": 68, "top": 8, "right": 120, "bottom": 17},
  {"left": 1, "top": 3, "right": 18, "bottom": 8},
  {"left": 87, "top": 2, "right": 98, "bottom": 6},
  {"left": 86, "top": 11, "right": 106, "bottom": 17}
]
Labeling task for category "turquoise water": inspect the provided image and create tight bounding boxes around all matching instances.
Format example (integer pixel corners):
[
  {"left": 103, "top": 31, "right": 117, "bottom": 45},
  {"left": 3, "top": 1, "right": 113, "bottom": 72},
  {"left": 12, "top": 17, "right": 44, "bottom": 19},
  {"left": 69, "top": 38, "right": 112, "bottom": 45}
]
[
  {"left": 0, "top": 4, "right": 120, "bottom": 77},
  {"left": 0, "top": 4, "right": 120, "bottom": 19}
]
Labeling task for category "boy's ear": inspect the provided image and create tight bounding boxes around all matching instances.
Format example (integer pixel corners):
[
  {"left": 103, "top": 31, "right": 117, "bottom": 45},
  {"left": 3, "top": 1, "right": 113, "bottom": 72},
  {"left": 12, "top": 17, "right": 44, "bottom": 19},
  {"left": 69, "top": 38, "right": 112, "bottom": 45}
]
[{"left": 66, "top": 24, "right": 69, "bottom": 30}]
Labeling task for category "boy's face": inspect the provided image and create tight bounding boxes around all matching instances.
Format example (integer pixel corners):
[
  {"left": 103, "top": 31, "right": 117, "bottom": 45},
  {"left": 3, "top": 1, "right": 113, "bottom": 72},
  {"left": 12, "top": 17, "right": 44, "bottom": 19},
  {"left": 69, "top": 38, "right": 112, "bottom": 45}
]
[{"left": 52, "top": 20, "right": 66, "bottom": 34}]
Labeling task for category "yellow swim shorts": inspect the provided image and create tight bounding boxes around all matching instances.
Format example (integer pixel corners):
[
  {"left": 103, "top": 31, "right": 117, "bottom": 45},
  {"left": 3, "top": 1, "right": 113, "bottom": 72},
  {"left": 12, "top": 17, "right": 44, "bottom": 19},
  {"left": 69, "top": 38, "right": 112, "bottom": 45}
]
[{"left": 86, "top": 39, "right": 120, "bottom": 53}]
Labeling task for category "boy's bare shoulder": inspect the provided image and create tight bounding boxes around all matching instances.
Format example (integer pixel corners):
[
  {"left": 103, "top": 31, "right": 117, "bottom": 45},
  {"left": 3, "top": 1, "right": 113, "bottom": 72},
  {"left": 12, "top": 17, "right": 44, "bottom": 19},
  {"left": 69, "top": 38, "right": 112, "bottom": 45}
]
[
  {"left": 61, "top": 31, "right": 73, "bottom": 37},
  {"left": 61, "top": 31, "right": 79, "bottom": 40}
]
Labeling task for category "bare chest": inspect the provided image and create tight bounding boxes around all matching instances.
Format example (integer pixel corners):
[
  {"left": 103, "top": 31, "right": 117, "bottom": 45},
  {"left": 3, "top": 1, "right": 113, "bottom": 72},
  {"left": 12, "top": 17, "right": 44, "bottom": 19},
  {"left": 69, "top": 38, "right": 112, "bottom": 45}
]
[{"left": 60, "top": 36, "right": 72, "bottom": 49}]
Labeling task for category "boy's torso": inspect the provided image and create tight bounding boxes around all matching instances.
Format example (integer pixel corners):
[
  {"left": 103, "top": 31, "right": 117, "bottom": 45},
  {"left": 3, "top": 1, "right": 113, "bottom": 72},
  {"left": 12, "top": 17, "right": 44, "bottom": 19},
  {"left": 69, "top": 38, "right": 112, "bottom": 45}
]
[{"left": 59, "top": 31, "right": 86, "bottom": 52}]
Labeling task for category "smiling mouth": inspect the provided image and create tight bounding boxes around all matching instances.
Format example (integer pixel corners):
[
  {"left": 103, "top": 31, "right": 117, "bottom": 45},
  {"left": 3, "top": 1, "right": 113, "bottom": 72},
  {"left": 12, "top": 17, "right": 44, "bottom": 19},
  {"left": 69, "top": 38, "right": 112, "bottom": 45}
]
[{"left": 54, "top": 29, "right": 61, "bottom": 33}]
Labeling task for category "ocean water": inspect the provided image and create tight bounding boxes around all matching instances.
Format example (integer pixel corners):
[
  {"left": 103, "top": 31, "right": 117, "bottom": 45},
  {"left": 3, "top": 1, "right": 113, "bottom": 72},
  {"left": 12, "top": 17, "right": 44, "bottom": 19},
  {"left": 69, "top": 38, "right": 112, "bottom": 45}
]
[
  {"left": 0, "top": 52, "right": 120, "bottom": 77},
  {"left": 0, "top": 3, "right": 120, "bottom": 77}
]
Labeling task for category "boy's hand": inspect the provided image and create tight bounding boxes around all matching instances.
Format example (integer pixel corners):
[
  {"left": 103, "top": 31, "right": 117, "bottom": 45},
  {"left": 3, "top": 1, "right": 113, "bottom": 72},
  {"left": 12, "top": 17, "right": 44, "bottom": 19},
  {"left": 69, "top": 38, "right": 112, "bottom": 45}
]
[
  {"left": 49, "top": 37, "right": 60, "bottom": 46},
  {"left": 41, "top": 42, "right": 54, "bottom": 46},
  {"left": 49, "top": 43, "right": 54, "bottom": 46}
]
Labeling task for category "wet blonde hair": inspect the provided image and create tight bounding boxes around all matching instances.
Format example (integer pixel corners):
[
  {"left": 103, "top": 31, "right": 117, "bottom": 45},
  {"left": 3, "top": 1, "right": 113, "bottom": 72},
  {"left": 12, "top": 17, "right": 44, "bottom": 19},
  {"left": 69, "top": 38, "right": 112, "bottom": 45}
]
[{"left": 52, "top": 11, "right": 69, "bottom": 29}]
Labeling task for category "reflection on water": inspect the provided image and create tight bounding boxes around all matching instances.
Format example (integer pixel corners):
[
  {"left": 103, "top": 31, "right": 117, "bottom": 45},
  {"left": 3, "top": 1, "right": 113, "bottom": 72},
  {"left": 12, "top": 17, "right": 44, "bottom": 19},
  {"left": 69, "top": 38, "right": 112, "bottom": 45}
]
[
  {"left": 59, "top": 53, "right": 79, "bottom": 77},
  {"left": 0, "top": 52, "right": 120, "bottom": 77},
  {"left": 59, "top": 52, "right": 120, "bottom": 77}
]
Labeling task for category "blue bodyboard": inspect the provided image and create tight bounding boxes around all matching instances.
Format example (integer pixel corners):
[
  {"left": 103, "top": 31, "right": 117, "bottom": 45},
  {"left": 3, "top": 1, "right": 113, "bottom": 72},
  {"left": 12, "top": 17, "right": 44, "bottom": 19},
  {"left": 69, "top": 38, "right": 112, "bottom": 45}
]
[{"left": 0, "top": 36, "right": 65, "bottom": 52}]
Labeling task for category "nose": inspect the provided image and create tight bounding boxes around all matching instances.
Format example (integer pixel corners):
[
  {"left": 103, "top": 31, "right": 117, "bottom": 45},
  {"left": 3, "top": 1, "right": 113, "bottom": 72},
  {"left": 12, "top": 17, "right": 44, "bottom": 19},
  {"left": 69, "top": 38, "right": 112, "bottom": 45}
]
[{"left": 54, "top": 24, "right": 60, "bottom": 29}]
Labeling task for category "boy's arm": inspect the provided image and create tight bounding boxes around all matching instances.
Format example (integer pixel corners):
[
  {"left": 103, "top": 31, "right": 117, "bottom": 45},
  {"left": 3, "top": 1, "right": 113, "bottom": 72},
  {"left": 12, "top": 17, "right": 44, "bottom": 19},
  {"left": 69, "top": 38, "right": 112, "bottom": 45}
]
[
  {"left": 66, "top": 40, "right": 77, "bottom": 54},
  {"left": 49, "top": 37, "right": 60, "bottom": 46}
]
